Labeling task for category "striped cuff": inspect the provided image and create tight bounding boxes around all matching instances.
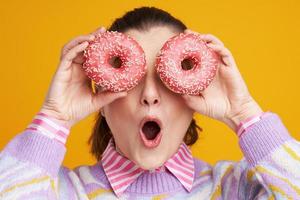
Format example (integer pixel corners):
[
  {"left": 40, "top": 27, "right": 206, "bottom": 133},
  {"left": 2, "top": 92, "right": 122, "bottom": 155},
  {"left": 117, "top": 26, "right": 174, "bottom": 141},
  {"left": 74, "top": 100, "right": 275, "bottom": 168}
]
[
  {"left": 236, "top": 111, "right": 272, "bottom": 138},
  {"left": 239, "top": 112, "right": 292, "bottom": 167},
  {"left": 26, "top": 112, "right": 71, "bottom": 145}
]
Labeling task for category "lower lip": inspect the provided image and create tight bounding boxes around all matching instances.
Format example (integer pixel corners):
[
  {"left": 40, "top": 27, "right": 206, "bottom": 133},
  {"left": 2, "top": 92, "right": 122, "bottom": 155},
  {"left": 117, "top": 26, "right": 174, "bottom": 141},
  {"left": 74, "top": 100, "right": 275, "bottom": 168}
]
[{"left": 139, "top": 130, "right": 162, "bottom": 148}]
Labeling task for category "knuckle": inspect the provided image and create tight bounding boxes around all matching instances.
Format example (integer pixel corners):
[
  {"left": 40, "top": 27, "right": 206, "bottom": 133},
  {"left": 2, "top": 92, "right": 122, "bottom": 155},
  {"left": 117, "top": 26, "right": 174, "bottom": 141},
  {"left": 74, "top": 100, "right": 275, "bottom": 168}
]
[
  {"left": 59, "top": 35, "right": 86, "bottom": 60},
  {"left": 65, "top": 51, "right": 74, "bottom": 60},
  {"left": 61, "top": 49, "right": 67, "bottom": 58},
  {"left": 62, "top": 35, "right": 84, "bottom": 49},
  {"left": 61, "top": 44, "right": 68, "bottom": 53},
  {"left": 61, "top": 42, "right": 72, "bottom": 55},
  {"left": 75, "top": 35, "right": 90, "bottom": 41}
]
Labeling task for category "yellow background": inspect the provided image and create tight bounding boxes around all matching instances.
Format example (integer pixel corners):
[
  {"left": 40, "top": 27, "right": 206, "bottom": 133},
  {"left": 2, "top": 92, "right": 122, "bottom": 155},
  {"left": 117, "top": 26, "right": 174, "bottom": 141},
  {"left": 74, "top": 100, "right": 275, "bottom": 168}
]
[{"left": 0, "top": 0, "right": 299, "bottom": 169}]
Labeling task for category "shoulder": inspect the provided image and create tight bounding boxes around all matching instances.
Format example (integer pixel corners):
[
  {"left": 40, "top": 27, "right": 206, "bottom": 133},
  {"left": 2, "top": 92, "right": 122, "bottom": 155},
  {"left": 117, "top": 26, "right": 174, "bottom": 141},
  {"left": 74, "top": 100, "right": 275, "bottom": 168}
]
[
  {"left": 192, "top": 157, "right": 250, "bottom": 180},
  {"left": 64, "top": 162, "right": 109, "bottom": 188}
]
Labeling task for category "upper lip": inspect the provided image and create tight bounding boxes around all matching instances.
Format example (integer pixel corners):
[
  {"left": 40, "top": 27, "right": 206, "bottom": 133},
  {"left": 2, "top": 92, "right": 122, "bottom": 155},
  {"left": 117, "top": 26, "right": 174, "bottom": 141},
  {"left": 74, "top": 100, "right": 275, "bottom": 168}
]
[{"left": 139, "top": 115, "right": 163, "bottom": 131}]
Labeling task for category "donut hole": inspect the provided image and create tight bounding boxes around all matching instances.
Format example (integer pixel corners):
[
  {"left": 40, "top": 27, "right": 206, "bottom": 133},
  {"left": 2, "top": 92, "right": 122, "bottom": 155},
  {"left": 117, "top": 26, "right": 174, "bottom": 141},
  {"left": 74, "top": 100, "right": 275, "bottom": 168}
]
[
  {"left": 109, "top": 56, "right": 122, "bottom": 69},
  {"left": 181, "top": 58, "right": 195, "bottom": 70}
]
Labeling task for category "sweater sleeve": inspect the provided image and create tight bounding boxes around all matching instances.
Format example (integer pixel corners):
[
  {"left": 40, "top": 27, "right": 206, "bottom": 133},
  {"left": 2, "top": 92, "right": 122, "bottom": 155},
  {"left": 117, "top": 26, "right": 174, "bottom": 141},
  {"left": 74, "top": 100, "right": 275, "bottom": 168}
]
[
  {"left": 0, "top": 113, "right": 84, "bottom": 199},
  {"left": 208, "top": 112, "right": 300, "bottom": 199}
]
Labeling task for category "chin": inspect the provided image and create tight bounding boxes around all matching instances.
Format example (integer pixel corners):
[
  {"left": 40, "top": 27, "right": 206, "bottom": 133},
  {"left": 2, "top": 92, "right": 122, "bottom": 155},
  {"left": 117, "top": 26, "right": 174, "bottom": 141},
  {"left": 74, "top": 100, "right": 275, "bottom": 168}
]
[{"left": 133, "top": 152, "right": 167, "bottom": 170}]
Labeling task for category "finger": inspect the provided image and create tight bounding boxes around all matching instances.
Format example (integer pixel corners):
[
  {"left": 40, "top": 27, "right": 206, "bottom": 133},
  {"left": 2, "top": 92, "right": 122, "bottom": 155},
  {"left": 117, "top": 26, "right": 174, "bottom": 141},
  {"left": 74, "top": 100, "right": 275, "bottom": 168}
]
[
  {"left": 207, "top": 43, "right": 231, "bottom": 56},
  {"left": 92, "top": 26, "right": 106, "bottom": 33},
  {"left": 72, "top": 51, "right": 86, "bottom": 65},
  {"left": 184, "top": 30, "right": 224, "bottom": 47},
  {"left": 181, "top": 94, "right": 206, "bottom": 113},
  {"left": 60, "top": 41, "right": 89, "bottom": 70},
  {"left": 200, "top": 34, "right": 224, "bottom": 46},
  {"left": 90, "top": 26, "right": 106, "bottom": 36},
  {"left": 184, "top": 29, "right": 204, "bottom": 36},
  {"left": 61, "top": 35, "right": 95, "bottom": 59},
  {"left": 206, "top": 44, "right": 241, "bottom": 79},
  {"left": 206, "top": 43, "right": 233, "bottom": 66},
  {"left": 92, "top": 91, "right": 127, "bottom": 111},
  {"left": 184, "top": 29, "right": 198, "bottom": 34}
]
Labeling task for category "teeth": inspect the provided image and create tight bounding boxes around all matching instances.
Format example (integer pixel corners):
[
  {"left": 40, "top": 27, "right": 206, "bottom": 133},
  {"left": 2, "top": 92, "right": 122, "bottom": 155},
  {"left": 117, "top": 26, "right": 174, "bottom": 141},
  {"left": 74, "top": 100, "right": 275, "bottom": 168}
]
[{"left": 142, "top": 121, "right": 161, "bottom": 140}]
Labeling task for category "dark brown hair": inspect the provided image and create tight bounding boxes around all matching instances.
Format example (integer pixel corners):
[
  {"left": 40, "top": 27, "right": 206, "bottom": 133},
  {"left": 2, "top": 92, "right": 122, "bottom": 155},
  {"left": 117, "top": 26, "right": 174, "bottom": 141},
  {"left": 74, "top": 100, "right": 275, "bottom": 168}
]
[{"left": 88, "top": 6, "right": 203, "bottom": 161}]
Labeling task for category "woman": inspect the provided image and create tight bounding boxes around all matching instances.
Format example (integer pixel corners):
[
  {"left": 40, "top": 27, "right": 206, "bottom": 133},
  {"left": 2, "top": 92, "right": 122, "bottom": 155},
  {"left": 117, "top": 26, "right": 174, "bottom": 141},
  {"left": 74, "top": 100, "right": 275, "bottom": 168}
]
[{"left": 1, "top": 6, "right": 299, "bottom": 199}]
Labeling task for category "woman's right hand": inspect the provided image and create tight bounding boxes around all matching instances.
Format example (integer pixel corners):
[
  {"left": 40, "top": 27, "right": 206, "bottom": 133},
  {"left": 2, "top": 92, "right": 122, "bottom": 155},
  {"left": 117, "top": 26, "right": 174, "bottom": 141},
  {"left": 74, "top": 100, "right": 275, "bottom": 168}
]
[{"left": 40, "top": 27, "right": 127, "bottom": 128}]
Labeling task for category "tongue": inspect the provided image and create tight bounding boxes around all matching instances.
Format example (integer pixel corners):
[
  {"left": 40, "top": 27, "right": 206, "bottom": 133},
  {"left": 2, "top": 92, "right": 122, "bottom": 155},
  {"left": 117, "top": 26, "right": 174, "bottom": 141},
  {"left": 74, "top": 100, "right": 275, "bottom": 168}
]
[{"left": 142, "top": 121, "right": 160, "bottom": 140}]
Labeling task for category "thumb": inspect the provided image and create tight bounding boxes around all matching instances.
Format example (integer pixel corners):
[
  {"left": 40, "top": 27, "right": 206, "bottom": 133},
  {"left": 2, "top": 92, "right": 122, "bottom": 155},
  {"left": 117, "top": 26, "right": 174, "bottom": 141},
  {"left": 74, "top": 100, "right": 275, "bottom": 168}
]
[
  {"left": 182, "top": 94, "right": 206, "bottom": 114},
  {"left": 91, "top": 91, "right": 128, "bottom": 111}
]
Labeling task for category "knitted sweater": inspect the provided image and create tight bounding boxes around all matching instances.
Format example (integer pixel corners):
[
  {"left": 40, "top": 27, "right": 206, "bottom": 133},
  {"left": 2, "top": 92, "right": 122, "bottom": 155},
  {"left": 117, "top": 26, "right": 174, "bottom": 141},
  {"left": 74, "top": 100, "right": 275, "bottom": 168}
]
[{"left": 0, "top": 112, "right": 300, "bottom": 199}]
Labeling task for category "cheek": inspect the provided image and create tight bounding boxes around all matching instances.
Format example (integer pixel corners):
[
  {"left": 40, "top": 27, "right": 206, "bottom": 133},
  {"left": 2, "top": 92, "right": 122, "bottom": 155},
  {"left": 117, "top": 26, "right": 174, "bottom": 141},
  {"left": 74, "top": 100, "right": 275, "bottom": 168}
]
[
  {"left": 164, "top": 95, "right": 194, "bottom": 133},
  {"left": 105, "top": 95, "right": 133, "bottom": 118},
  {"left": 104, "top": 95, "right": 138, "bottom": 136},
  {"left": 104, "top": 98, "right": 130, "bottom": 132}
]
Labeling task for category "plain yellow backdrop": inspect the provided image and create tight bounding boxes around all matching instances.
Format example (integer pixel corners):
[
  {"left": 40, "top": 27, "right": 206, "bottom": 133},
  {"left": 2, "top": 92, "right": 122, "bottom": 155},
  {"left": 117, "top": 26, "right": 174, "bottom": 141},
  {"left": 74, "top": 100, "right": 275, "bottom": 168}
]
[{"left": 0, "top": 0, "right": 299, "bottom": 169}]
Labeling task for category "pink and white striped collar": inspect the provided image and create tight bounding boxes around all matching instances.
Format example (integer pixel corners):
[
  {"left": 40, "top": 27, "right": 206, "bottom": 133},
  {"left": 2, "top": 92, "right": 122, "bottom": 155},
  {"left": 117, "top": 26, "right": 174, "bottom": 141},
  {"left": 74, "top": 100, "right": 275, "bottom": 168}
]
[{"left": 101, "top": 138, "right": 195, "bottom": 198}]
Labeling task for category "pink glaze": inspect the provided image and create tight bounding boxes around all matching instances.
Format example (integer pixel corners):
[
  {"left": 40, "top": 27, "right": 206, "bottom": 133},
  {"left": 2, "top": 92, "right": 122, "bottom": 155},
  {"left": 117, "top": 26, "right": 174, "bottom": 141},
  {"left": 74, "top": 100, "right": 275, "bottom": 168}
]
[
  {"left": 156, "top": 32, "right": 219, "bottom": 95},
  {"left": 83, "top": 31, "right": 146, "bottom": 92}
]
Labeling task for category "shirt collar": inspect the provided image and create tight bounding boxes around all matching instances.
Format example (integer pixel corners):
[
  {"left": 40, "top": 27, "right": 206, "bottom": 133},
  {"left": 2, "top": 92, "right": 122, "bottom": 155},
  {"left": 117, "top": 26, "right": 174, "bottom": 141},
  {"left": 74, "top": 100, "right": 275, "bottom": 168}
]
[{"left": 101, "top": 138, "right": 195, "bottom": 198}]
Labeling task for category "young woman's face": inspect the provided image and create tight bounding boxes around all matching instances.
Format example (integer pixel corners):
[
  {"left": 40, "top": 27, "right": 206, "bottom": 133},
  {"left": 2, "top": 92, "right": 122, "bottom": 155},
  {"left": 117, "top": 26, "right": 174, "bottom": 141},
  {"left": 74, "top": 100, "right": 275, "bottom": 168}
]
[{"left": 103, "top": 26, "right": 194, "bottom": 170}]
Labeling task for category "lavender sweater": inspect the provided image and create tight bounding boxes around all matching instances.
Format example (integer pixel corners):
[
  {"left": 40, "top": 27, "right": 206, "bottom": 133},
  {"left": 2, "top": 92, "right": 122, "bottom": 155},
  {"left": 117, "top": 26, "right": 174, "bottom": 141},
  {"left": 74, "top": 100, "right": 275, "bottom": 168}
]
[{"left": 0, "top": 112, "right": 300, "bottom": 199}]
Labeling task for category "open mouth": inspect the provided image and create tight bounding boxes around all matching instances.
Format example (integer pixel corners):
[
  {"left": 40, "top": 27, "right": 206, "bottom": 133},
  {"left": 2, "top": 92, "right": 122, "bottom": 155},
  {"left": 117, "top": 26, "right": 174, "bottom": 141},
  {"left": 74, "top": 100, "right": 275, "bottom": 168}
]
[
  {"left": 139, "top": 117, "right": 163, "bottom": 148},
  {"left": 142, "top": 121, "right": 161, "bottom": 140}
]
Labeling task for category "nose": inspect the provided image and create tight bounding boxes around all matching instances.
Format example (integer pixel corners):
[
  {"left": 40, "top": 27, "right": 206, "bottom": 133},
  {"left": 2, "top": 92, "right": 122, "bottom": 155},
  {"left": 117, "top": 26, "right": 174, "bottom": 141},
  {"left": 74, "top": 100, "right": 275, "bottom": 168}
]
[{"left": 140, "top": 75, "right": 161, "bottom": 106}]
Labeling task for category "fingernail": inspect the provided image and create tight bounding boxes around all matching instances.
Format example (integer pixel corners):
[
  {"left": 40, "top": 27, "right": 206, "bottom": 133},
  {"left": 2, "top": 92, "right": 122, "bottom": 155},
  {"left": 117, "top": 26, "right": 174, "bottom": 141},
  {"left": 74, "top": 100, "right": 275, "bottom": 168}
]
[
  {"left": 89, "top": 35, "right": 95, "bottom": 40},
  {"left": 83, "top": 41, "right": 89, "bottom": 46}
]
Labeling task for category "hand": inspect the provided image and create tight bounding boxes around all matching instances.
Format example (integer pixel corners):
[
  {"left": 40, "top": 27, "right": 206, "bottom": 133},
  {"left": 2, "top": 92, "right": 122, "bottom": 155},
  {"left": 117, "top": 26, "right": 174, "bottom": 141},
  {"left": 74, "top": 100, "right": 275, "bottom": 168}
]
[
  {"left": 182, "top": 29, "right": 263, "bottom": 132},
  {"left": 40, "top": 27, "right": 127, "bottom": 128}
]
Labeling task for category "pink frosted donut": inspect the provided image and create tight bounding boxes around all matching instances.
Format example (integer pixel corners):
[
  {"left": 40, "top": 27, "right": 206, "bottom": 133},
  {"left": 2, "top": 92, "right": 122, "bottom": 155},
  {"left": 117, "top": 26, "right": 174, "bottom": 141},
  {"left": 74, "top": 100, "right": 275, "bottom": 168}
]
[
  {"left": 83, "top": 31, "right": 146, "bottom": 92},
  {"left": 156, "top": 32, "right": 219, "bottom": 95}
]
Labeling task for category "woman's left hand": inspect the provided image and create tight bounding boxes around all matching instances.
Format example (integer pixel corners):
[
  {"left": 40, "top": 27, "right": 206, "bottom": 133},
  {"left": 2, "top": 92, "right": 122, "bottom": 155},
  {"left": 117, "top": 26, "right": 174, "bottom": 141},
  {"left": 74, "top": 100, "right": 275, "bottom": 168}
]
[{"left": 182, "top": 29, "right": 263, "bottom": 132}]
